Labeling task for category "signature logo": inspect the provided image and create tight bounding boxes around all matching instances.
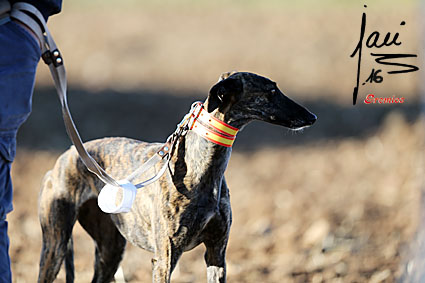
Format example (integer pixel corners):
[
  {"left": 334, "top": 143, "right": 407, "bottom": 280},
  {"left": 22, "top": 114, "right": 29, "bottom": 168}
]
[
  {"left": 350, "top": 5, "right": 419, "bottom": 105},
  {"left": 363, "top": 94, "right": 404, "bottom": 104}
]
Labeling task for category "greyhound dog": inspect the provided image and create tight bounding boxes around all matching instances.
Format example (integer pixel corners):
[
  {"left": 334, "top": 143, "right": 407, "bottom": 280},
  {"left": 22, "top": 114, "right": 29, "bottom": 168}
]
[{"left": 37, "top": 72, "right": 316, "bottom": 283}]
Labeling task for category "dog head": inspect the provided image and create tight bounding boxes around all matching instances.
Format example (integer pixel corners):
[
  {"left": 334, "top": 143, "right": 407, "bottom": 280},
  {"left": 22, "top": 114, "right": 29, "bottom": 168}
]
[{"left": 205, "top": 72, "right": 317, "bottom": 130}]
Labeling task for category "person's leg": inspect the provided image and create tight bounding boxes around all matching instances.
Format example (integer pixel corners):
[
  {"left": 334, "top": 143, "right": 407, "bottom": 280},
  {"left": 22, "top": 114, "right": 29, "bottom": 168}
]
[
  {"left": 0, "top": 159, "right": 12, "bottom": 283},
  {"left": 0, "top": 15, "right": 41, "bottom": 283},
  {"left": 0, "top": 221, "right": 11, "bottom": 283},
  {"left": 0, "top": 16, "right": 41, "bottom": 161}
]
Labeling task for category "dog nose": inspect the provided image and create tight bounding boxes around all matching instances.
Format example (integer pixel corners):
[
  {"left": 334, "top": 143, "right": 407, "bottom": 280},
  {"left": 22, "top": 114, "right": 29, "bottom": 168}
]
[{"left": 306, "top": 113, "right": 317, "bottom": 125}]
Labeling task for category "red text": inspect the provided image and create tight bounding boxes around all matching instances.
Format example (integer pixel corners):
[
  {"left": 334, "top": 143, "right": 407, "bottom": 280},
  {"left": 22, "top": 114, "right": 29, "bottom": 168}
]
[{"left": 364, "top": 94, "right": 405, "bottom": 104}]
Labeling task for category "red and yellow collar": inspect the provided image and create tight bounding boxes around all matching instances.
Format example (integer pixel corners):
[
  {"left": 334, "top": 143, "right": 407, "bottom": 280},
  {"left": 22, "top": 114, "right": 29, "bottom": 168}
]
[{"left": 187, "top": 103, "right": 239, "bottom": 147}]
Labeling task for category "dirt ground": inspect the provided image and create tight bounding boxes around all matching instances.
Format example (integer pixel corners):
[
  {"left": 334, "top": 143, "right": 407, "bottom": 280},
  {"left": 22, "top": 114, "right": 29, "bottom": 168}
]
[
  {"left": 9, "top": 113, "right": 424, "bottom": 282},
  {"left": 6, "top": 1, "right": 425, "bottom": 282}
]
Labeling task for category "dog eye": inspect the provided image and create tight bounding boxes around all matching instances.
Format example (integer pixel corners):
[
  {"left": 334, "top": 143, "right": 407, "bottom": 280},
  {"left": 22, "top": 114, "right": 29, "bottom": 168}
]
[{"left": 270, "top": 89, "right": 276, "bottom": 94}]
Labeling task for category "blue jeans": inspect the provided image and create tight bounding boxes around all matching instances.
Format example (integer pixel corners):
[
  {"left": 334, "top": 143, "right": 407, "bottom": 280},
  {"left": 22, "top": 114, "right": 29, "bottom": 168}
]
[{"left": 0, "top": 16, "right": 40, "bottom": 282}]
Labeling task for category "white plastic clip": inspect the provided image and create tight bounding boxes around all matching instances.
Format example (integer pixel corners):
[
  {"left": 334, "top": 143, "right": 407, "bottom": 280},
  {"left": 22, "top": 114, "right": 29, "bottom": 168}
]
[{"left": 97, "top": 179, "right": 137, "bottom": 213}]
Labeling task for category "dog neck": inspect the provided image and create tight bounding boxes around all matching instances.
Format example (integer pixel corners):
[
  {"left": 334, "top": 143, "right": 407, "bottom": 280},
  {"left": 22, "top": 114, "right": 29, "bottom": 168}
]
[
  {"left": 170, "top": 122, "right": 232, "bottom": 202},
  {"left": 184, "top": 102, "right": 239, "bottom": 148}
]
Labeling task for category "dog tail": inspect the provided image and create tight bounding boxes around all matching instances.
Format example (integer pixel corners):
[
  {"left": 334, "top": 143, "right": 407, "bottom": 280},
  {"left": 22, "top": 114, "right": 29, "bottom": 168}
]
[{"left": 64, "top": 236, "right": 75, "bottom": 283}]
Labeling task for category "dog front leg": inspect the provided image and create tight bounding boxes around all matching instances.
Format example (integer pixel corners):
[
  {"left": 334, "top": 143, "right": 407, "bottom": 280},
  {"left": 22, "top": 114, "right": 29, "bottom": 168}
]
[
  {"left": 204, "top": 241, "right": 228, "bottom": 283},
  {"left": 151, "top": 256, "right": 170, "bottom": 283},
  {"left": 152, "top": 236, "right": 181, "bottom": 283}
]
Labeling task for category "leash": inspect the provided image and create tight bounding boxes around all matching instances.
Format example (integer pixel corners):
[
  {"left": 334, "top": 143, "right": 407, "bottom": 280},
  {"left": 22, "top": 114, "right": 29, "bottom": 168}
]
[
  {"left": 9, "top": 3, "right": 239, "bottom": 214},
  {"left": 10, "top": 3, "right": 124, "bottom": 188},
  {"left": 10, "top": 2, "right": 171, "bottom": 213}
]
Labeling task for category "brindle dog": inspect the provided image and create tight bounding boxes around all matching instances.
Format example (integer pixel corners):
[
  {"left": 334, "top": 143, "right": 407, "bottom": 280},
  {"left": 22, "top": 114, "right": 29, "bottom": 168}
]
[{"left": 37, "top": 72, "right": 316, "bottom": 283}]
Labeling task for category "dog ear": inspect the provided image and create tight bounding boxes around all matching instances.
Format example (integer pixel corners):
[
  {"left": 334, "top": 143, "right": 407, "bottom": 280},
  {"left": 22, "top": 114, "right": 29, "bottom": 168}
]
[
  {"left": 218, "top": 71, "right": 237, "bottom": 82},
  {"left": 207, "top": 75, "right": 243, "bottom": 113}
]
